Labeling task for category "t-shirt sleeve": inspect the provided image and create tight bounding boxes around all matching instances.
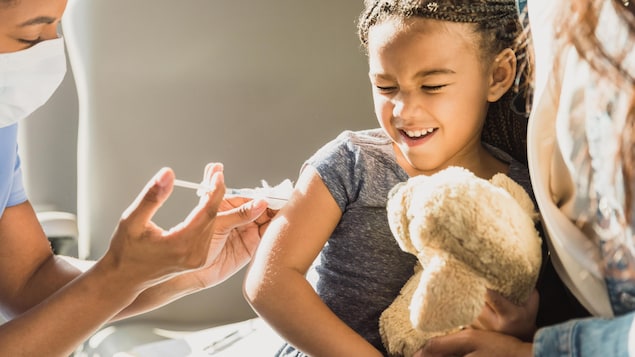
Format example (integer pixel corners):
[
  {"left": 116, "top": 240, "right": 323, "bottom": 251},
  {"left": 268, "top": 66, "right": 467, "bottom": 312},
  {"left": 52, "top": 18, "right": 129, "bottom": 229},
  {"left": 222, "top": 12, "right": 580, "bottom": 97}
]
[
  {"left": 0, "top": 124, "right": 28, "bottom": 218},
  {"left": 303, "top": 131, "right": 358, "bottom": 213}
]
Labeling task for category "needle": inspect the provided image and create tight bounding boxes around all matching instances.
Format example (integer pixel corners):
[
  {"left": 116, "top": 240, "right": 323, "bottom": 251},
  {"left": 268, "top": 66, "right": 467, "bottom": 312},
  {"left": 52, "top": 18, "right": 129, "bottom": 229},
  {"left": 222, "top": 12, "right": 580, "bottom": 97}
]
[
  {"left": 173, "top": 179, "right": 210, "bottom": 191},
  {"left": 173, "top": 178, "right": 289, "bottom": 202}
]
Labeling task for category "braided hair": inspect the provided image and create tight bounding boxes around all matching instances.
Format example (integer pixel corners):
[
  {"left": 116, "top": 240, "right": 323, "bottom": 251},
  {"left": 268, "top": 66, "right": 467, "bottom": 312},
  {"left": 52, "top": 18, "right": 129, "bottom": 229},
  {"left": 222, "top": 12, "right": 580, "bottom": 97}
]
[{"left": 358, "top": 0, "right": 533, "bottom": 165}]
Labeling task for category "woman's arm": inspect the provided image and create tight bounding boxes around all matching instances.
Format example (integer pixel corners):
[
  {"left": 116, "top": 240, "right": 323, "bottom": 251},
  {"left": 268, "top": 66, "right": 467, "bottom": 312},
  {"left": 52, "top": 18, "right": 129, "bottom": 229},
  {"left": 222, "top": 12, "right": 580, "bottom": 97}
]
[
  {"left": 113, "top": 196, "right": 270, "bottom": 320},
  {"left": 0, "top": 165, "right": 258, "bottom": 356},
  {"left": 0, "top": 195, "right": 164, "bottom": 356},
  {"left": 244, "top": 166, "right": 383, "bottom": 357},
  {"left": 56, "top": 195, "right": 271, "bottom": 322}
]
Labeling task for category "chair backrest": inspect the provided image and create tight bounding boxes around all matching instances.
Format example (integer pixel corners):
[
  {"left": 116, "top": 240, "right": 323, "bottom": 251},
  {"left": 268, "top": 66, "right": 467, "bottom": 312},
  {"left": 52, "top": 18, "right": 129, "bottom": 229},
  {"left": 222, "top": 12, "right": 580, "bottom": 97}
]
[{"left": 61, "top": 0, "right": 374, "bottom": 325}]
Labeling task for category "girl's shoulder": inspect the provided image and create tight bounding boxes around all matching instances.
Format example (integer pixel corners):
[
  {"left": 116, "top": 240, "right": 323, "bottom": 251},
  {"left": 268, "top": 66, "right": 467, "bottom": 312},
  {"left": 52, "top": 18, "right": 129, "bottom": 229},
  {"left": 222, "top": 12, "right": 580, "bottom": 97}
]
[
  {"left": 332, "top": 128, "right": 393, "bottom": 149},
  {"left": 305, "top": 128, "right": 408, "bottom": 210},
  {"left": 310, "top": 128, "right": 395, "bottom": 164}
]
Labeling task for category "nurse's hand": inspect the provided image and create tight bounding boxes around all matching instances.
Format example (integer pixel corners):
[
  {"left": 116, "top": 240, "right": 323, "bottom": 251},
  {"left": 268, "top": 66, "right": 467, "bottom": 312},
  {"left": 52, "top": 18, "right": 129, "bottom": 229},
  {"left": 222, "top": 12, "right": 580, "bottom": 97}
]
[
  {"left": 98, "top": 163, "right": 231, "bottom": 293},
  {"left": 186, "top": 194, "right": 274, "bottom": 288},
  {"left": 414, "top": 329, "right": 533, "bottom": 357},
  {"left": 104, "top": 163, "right": 272, "bottom": 320}
]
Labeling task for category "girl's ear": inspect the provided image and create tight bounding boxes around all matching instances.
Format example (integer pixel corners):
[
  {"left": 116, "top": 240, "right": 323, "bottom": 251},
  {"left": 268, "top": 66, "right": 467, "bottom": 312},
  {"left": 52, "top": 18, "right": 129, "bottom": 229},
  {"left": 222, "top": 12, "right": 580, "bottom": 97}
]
[{"left": 487, "top": 48, "right": 517, "bottom": 102}]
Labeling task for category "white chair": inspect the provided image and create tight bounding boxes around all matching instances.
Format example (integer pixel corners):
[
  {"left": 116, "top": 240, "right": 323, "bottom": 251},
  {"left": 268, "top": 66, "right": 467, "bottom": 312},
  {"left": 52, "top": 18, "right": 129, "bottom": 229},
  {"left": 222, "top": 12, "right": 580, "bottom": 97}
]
[{"left": 56, "top": 0, "right": 374, "bottom": 354}]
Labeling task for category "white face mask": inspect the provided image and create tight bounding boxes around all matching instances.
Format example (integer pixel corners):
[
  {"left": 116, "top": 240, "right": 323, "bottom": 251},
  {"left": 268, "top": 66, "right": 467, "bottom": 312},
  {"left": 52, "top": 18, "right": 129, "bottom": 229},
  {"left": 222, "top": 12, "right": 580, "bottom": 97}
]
[{"left": 0, "top": 37, "right": 67, "bottom": 128}]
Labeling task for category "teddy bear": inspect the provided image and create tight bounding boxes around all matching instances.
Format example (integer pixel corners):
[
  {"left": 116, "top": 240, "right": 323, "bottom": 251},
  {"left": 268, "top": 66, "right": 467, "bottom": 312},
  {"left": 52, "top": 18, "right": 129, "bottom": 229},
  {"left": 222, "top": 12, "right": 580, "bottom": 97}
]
[{"left": 379, "top": 166, "right": 542, "bottom": 357}]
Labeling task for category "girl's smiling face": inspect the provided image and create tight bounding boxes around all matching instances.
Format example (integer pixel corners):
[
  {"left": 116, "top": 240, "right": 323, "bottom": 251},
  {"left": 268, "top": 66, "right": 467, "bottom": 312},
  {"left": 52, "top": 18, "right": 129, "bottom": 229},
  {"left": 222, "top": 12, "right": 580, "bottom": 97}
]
[
  {"left": 367, "top": 17, "right": 498, "bottom": 177},
  {"left": 0, "top": 0, "right": 68, "bottom": 53}
]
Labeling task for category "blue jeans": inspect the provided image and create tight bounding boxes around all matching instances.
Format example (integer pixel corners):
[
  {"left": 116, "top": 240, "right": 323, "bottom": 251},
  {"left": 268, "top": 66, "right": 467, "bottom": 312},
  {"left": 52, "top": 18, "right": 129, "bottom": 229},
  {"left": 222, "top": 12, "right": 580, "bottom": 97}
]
[
  {"left": 517, "top": 0, "right": 527, "bottom": 13},
  {"left": 534, "top": 311, "right": 635, "bottom": 356}
]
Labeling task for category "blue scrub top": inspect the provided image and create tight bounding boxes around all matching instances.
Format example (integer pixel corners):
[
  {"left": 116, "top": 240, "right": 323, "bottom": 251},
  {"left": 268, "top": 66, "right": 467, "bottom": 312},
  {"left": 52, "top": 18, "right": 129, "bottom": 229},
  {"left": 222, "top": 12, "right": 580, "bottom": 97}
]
[{"left": 0, "top": 124, "right": 27, "bottom": 218}]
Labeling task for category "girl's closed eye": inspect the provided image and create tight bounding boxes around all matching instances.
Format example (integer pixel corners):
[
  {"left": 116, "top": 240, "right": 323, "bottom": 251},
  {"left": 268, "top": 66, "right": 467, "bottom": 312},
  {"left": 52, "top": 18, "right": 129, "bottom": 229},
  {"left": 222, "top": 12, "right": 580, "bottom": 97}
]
[
  {"left": 376, "top": 85, "right": 397, "bottom": 92},
  {"left": 374, "top": 84, "right": 398, "bottom": 94},
  {"left": 421, "top": 84, "right": 446, "bottom": 92}
]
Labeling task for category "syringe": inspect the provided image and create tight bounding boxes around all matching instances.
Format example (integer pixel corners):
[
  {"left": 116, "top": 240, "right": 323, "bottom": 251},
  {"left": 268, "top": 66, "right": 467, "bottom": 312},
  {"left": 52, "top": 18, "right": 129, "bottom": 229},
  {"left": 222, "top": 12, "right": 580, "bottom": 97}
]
[
  {"left": 173, "top": 178, "right": 290, "bottom": 209},
  {"left": 173, "top": 179, "right": 212, "bottom": 192}
]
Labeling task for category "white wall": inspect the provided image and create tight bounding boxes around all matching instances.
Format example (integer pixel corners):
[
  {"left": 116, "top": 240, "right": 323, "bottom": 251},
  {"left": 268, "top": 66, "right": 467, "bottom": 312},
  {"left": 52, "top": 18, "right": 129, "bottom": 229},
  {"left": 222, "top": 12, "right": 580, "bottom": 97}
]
[
  {"left": 19, "top": 1, "right": 376, "bottom": 325},
  {"left": 18, "top": 54, "right": 78, "bottom": 215}
]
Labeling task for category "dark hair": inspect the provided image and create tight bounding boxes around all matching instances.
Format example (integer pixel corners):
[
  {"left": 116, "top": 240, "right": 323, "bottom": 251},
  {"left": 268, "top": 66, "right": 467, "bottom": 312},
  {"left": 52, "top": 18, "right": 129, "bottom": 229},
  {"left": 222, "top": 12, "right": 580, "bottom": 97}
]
[
  {"left": 357, "top": 0, "right": 534, "bottom": 165},
  {"left": 555, "top": 0, "right": 635, "bottom": 220}
]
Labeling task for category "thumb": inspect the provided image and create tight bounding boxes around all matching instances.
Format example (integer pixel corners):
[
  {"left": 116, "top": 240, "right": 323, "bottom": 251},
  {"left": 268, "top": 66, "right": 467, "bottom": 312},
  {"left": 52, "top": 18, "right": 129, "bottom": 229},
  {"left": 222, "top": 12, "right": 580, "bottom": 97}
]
[
  {"left": 215, "top": 198, "right": 268, "bottom": 233},
  {"left": 420, "top": 331, "right": 474, "bottom": 356},
  {"left": 122, "top": 167, "right": 174, "bottom": 224},
  {"left": 484, "top": 290, "right": 507, "bottom": 315}
]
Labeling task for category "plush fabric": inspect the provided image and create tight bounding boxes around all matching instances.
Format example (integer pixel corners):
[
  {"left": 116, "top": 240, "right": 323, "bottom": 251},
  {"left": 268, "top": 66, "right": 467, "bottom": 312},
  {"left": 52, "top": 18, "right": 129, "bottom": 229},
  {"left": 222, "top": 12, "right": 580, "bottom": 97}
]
[{"left": 380, "top": 166, "right": 543, "bottom": 357}]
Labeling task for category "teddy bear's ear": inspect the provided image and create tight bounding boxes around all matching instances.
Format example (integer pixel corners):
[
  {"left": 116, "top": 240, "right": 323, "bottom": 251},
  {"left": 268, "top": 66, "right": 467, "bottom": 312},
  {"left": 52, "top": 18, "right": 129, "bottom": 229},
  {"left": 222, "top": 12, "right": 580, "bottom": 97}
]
[{"left": 490, "top": 173, "right": 538, "bottom": 221}]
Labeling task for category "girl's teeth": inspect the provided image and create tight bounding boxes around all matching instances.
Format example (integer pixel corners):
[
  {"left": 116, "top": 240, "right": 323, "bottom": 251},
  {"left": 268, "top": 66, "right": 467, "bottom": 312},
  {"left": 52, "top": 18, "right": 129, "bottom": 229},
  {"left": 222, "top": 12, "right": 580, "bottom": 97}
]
[{"left": 405, "top": 128, "right": 434, "bottom": 138}]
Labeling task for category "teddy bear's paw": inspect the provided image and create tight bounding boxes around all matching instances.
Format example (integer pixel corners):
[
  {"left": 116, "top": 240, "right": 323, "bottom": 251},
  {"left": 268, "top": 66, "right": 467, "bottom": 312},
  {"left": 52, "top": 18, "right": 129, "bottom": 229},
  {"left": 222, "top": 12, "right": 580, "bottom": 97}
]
[
  {"left": 380, "top": 323, "right": 432, "bottom": 357},
  {"left": 385, "top": 332, "right": 429, "bottom": 357},
  {"left": 381, "top": 327, "right": 446, "bottom": 357},
  {"left": 380, "top": 269, "right": 432, "bottom": 357},
  {"left": 411, "top": 256, "right": 487, "bottom": 333}
]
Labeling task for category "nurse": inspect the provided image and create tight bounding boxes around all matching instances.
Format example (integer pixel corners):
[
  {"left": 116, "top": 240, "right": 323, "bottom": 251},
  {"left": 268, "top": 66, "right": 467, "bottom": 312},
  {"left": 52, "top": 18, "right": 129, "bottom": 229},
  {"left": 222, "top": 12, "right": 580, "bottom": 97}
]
[{"left": 0, "top": 0, "right": 270, "bottom": 355}]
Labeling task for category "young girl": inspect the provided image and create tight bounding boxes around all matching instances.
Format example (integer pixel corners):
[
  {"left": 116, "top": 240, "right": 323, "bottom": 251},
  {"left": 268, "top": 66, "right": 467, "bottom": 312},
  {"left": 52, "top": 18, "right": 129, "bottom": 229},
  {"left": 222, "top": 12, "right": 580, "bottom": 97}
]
[{"left": 244, "top": 1, "right": 586, "bottom": 356}]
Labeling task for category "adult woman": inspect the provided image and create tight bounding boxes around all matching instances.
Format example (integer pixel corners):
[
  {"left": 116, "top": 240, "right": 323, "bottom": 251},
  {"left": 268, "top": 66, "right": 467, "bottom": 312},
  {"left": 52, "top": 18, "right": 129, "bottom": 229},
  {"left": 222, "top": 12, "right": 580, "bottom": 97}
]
[{"left": 420, "top": 0, "right": 635, "bottom": 355}]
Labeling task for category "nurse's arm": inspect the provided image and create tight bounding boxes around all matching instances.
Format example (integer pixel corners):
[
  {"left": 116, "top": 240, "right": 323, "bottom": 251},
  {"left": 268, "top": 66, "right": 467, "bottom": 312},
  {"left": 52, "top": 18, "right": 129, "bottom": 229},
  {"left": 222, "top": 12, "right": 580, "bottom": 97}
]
[{"left": 0, "top": 201, "right": 141, "bottom": 356}]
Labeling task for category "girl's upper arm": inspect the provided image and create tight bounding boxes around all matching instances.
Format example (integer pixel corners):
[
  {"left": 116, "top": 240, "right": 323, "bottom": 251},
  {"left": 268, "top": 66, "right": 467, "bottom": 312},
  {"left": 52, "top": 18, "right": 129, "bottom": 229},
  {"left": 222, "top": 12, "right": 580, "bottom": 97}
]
[{"left": 250, "top": 165, "right": 342, "bottom": 276}]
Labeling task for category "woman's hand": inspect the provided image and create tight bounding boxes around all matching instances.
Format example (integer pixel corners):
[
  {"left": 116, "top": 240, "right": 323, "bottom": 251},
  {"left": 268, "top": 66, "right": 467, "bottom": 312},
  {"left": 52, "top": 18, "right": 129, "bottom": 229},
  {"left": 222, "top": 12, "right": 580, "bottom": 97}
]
[
  {"left": 414, "top": 289, "right": 538, "bottom": 357},
  {"left": 189, "top": 194, "right": 277, "bottom": 288},
  {"left": 472, "top": 289, "right": 539, "bottom": 341},
  {"left": 415, "top": 328, "right": 533, "bottom": 357},
  {"left": 99, "top": 164, "right": 229, "bottom": 292},
  {"left": 104, "top": 163, "right": 277, "bottom": 320},
  {"left": 99, "top": 163, "right": 277, "bottom": 293}
]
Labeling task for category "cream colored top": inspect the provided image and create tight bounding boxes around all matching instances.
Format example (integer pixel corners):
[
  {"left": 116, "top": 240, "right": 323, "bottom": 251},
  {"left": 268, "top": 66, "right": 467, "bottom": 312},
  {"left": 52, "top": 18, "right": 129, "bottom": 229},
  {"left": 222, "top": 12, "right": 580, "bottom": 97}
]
[{"left": 527, "top": 0, "right": 635, "bottom": 318}]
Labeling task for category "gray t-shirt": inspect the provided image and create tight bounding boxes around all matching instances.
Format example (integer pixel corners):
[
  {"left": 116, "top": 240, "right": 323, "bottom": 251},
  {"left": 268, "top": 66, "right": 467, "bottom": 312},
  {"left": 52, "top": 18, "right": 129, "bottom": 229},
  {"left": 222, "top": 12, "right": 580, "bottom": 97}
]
[{"left": 276, "top": 128, "right": 532, "bottom": 356}]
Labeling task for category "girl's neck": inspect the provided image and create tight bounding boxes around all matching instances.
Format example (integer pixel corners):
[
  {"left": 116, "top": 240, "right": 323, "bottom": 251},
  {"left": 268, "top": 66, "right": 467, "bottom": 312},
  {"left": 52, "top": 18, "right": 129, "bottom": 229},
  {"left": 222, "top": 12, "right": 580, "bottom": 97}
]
[{"left": 395, "top": 143, "right": 509, "bottom": 179}]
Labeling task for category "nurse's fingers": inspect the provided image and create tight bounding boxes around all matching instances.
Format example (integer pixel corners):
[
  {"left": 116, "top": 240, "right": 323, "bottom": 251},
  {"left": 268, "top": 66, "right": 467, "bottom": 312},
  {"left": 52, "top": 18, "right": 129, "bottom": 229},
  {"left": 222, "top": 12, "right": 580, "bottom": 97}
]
[
  {"left": 203, "top": 163, "right": 224, "bottom": 185},
  {"left": 179, "top": 170, "right": 226, "bottom": 232},
  {"left": 121, "top": 167, "right": 175, "bottom": 227},
  {"left": 215, "top": 198, "right": 269, "bottom": 234}
]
